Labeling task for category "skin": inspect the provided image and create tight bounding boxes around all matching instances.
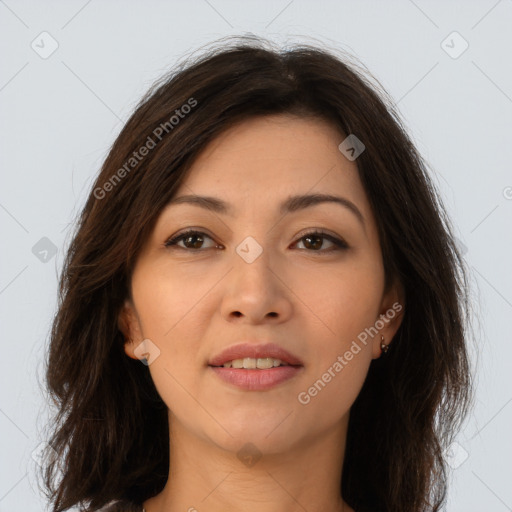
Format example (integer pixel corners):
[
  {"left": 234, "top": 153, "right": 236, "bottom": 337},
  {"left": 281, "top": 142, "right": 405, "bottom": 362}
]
[{"left": 120, "top": 114, "right": 404, "bottom": 512}]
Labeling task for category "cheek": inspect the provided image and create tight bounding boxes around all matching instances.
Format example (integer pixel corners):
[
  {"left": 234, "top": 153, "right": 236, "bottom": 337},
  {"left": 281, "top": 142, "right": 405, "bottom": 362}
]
[
  {"left": 298, "top": 350, "right": 372, "bottom": 423},
  {"left": 296, "top": 269, "right": 378, "bottom": 415},
  {"left": 129, "top": 267, "right": 209, "bottom": 410},
  {"left": 294, "top": 257, "right": 384, "bottom": 339},
  {"left": 292, "top": 257, "right": 382, "bottom": 407},
  {"left": 131, "top": 262, "right": 209, "bottom": 341},
  {"left": 130, "top": 269, "right": 205, "bottom": 414}
]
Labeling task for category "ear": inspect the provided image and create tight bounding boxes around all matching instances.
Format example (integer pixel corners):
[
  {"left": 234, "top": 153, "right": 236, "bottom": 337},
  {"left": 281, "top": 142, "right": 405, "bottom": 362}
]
[
  {"left": 371, "top": 277, "right": 405, "bottom": 359},
  {"left": 118, "top": 299, "right": 144, "bottom": 360}
]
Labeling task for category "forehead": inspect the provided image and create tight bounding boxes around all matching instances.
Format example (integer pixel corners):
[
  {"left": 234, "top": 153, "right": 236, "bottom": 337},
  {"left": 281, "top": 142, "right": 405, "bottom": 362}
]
[{"left": 175, "top": 114, "right": 370, "bottom": 213}]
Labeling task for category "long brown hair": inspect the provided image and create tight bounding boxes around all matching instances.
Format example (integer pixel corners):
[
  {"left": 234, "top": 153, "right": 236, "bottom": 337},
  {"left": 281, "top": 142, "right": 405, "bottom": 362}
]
[{"left": 39, "top": 35, "right": 473, "bottom": 512}]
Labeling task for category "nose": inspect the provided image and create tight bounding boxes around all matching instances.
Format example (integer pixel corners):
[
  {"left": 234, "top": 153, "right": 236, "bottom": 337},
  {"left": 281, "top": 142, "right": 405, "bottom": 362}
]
[{"left": 219, "top": 241, "right": 293, "bottom": 325}]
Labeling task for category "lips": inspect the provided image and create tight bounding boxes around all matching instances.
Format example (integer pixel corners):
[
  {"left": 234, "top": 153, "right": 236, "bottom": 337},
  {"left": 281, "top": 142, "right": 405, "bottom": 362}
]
[{"left": 208, "top": 342, "right": 303, "bottom": 367}]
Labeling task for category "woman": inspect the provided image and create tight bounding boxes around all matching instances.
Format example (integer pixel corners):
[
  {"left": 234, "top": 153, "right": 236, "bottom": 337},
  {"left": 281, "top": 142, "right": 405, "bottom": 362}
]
[{"left": 40, "top": 35, "right": 472, "bottom": 512}]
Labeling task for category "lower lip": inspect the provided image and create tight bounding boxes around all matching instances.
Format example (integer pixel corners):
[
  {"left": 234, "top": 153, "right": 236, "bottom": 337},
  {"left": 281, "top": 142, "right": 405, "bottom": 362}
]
[{"left": 209, "top": 365, "right": 303, "bottom": 391}]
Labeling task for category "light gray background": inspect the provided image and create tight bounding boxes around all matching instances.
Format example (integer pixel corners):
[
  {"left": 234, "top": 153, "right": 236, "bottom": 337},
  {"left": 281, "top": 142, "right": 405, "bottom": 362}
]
[{"left": 1, "top": 1, "right": 511, "bottom": 511}]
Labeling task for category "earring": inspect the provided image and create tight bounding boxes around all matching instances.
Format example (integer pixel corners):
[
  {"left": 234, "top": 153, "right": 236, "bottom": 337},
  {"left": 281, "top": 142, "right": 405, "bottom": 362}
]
[{"left": 380, "top": 335, "right": 389, "bottom": 354}]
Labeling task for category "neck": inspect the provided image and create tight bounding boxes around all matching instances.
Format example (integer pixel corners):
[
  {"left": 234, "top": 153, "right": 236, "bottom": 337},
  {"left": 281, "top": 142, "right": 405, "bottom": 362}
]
[{"left": 143, "top": 410, "right": 355, "bottom": 512}]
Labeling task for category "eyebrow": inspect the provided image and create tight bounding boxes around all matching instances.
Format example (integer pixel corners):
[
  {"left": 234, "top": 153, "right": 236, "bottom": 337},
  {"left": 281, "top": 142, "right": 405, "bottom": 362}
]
[{"left": 166, "top": 193, "right": 365, "bottom": 227}]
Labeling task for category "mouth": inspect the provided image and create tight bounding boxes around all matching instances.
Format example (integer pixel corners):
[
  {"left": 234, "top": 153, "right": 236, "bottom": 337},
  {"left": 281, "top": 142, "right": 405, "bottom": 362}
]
[
  {"left": 208, "top": 342, "right": 303, "bottom": 368},
  {"left": 208, "top": 342, "right": 304, "bottom": 391},
  {"left": 210, "top": 357, "right": 295, "bottom": 369}
]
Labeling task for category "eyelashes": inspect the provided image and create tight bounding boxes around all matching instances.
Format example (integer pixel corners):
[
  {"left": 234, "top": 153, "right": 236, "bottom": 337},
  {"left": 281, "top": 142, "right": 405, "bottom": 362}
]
[
  {"left": 164, "top": 230, "right": 217, "bottom": 251},
  {"left": 164, "top": 229, "right": 349, "bottom": 253}
]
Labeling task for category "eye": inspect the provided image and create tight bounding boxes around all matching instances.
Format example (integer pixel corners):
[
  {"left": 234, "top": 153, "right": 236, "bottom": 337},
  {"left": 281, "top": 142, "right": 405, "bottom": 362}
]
[
  {"left": 164, "top": 229, "right": 348, "bottom": 253},
  {"left": 164, "top": 230, "right": 220, "bottom": 250},
  {"left": 293, "top": 230, "right": 348, "bottom": 252}
]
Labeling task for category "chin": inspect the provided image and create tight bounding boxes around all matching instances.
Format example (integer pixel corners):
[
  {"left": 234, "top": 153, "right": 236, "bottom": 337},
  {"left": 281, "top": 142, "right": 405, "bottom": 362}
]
[{"left": 205, "top": 415, "right": 301, "bottom": 453}]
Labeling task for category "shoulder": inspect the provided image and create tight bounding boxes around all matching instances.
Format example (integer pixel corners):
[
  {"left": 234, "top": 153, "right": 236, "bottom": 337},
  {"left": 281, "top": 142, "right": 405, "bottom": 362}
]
[{"left": 96, "top": 500, "right": 143, "bottom": 512}]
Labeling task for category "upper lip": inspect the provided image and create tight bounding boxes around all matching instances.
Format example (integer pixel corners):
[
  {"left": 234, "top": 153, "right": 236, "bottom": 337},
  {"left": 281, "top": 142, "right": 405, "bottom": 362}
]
[{"left": 208, "top": 342, "right": 303, "bottom": 367}]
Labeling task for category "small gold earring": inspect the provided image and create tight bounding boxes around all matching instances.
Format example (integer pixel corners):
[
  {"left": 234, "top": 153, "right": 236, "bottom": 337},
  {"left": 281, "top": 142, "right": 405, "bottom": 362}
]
[{"left": 380, "top": 335, "right": 389, "bottom": 354}]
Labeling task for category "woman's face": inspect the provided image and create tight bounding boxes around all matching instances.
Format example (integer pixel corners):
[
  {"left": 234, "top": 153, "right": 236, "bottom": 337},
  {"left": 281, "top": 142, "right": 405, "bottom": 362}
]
[{"left": 121, "top": 114, "right": 402, "bottom": 455}]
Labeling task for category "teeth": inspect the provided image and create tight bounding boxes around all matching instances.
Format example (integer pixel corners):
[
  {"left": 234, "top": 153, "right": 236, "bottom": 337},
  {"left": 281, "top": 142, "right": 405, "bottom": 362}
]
[
  {"left": 222, "top": 357, "right": 287, "bottom": 369},
  {"left": 243, "top": 357, "right": 256, "bottom": 369}
]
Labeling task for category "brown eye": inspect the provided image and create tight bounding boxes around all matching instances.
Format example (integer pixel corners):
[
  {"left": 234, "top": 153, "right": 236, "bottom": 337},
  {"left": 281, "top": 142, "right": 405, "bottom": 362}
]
[
  {"left": 165, "top": 230, "right": 218, "bottom": 250},
  {"left": 294, "top": 230, "right": 348, "bottom": 252},
  {"left": 299, "top": 234, "right": 328, "bottom": 250},
  {"left": 181, "top": 233, "right": 205, "bottom": 249}
]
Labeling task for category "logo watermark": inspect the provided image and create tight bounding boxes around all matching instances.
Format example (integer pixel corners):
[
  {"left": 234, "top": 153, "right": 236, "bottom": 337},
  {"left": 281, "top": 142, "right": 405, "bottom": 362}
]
[
  {"left": 94, "top": 97, "right": 198, "bottom": 200},
  {"left": 297, "top": 301, "right": 402, "bottom": 405}
]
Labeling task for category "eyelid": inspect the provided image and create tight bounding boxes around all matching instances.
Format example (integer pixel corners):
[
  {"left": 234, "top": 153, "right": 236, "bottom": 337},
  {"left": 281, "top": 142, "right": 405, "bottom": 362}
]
[
  {"left": 164, "top": 228, "right": 349, "bottom": 252},
  {"left": 164, "top": 228, "right": 220, "bottom": 249},
  {"left": 293, "top": 228, "right": 348, "bottom": 248}
]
